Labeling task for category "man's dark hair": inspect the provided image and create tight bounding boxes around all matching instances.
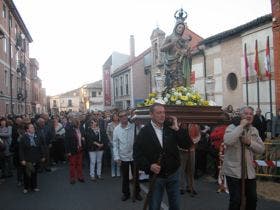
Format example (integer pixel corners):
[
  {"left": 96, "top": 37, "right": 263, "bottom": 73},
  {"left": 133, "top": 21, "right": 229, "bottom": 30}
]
[
  {"left": 24, "top": 122, "right": 33, "bottom": 131},
  {"left": 149, "top": 103, "right": 165, "bottom": 113}
]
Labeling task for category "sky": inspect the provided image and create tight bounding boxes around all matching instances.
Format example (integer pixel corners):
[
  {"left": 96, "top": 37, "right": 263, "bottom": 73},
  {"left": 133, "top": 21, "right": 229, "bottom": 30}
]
[{"left": 13, "top": 0, "right": 272, "bottom": 96}]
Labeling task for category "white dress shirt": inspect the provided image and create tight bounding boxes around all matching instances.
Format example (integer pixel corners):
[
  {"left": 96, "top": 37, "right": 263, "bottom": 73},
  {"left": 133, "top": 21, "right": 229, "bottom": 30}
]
[{"left": 151, "top": 120, "right": 163, "bottom": 147}]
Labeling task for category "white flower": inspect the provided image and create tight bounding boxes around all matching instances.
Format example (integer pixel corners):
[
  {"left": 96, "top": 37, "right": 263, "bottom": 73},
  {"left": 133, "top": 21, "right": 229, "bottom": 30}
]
[
  {"left": 208, "top": 100, "right": 217, "bottom": 106},
  {"left": 175, "top": 100, "right": 182, "bottom": 105},
  {"left": 165, "top": 93, "right": 171, "bottom": 99},
  {"left": 164, "top": 97, "right": 169, "bottom": 103},
  {"left": 155, "top": 98, "right": 165, "bottom": 104},
  {"left": 174, "top": 91, "right": 179, "bottom": 96}
]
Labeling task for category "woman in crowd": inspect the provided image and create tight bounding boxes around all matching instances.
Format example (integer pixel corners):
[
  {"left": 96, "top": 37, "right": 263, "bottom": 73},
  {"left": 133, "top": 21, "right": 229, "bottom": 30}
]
[
  {"left": 52, "top": 116, "right": 66, "bottom": 164},
  {"left": 65, "top": 117, "right": 85, "bottom": 184},
  {"left": 106, "top": 113, "right": 120, "bottom": 178},
  {"left": 10, "top": 116, "right": 25, "bottom": 186},
  {"left": 0, "top": 117, "right": 13, "bottom": 179},
  {"left": 86, "top": 119, "right": 106, "bottom": 181},
  {"left": 19, "top": 122, "right": 45, "bottom": 194}
]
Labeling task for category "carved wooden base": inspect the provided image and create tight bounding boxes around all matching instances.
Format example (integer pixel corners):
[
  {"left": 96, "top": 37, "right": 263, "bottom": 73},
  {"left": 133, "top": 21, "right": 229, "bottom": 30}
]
[{"left": 135, "top": 105, "right": 230, "bottom": 125}]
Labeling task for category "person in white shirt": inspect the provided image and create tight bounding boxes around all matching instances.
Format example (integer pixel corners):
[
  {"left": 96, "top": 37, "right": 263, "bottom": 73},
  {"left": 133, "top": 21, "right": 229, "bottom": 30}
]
[{"left": 113, "top": 111, "right": 142, "bottom": 201}]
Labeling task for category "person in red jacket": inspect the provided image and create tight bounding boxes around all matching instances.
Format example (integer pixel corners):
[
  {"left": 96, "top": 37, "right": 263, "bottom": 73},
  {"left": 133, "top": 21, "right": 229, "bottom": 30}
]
[{"left": 65, "top": 117, "right": 85, "bottom": 184}]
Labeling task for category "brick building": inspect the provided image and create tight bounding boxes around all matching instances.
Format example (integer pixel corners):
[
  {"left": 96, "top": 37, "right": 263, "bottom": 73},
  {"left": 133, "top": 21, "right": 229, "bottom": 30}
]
[
  {"left": 0, "top": 0, "right": 45, "bottom": 116},
  {"left": 30, "top": 58, "right": 46, "bottom": 114},
  {"left": 192, "top": 14, "right": 275, "bottom": 115},
  {"left": 272, "top": 0, "right": 280, "bottom": 110}
]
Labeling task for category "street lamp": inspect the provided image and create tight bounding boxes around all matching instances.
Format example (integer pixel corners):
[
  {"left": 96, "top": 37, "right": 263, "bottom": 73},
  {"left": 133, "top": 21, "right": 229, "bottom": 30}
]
[{"left": 205, "top": 75, "right": 215, "bottom": 101}]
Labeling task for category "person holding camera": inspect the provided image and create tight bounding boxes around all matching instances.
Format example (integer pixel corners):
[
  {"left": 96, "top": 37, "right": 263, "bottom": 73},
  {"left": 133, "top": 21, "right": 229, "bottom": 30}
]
[
  {"left": 222, "top": 106, "right": 265, "bottom": 210},
  {"left": 133, "top": 103, "right": 192, "bottom": 210}
]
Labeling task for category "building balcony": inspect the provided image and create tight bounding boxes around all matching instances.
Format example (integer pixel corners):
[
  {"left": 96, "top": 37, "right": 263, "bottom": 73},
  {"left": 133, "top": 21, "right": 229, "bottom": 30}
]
[{"left": 16, "top": 62, "right": 26, "bottom": 77}]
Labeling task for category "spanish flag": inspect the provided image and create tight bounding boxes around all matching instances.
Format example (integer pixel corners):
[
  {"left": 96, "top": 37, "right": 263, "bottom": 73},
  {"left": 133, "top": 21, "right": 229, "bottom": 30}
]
[{"left": 264, "top": 36, "right": 271, "bottom": 79}]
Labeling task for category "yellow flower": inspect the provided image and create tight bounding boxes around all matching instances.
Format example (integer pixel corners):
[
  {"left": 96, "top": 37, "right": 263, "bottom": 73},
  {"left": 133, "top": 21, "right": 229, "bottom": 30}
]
[
  {"left": 170, "top": 95, "right": 178, "bottom": 102},
  {"left": 149, "top": 93, "right": 157, "bottom": 98},
  {"left": 180, "top": 95, "right": 188, "bottom": 101},
  {"left": 191, "top": 95, "right": 197, "bottom": 100},
  {"left": 187, "top": 101, "right": 194, "bottom": 106},
  {"left": 176, "top": 86, "right": 184, "bottom": 92},
  {"left": 202, "top": 100, "right": 209, "bottom": 106}
]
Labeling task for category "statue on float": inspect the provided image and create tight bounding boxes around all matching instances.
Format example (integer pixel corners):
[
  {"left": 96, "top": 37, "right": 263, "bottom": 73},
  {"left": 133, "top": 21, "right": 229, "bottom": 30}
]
[{"left": 160, "top": 8, "right": 192, "bottom": 89}]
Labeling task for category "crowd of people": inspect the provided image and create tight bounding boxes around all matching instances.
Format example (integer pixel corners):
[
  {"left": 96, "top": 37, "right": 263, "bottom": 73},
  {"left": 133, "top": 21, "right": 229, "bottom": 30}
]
[
  {"left": 0, "top": 104, "right": 275, "bottom": 210},
  {"left": 0, "top": 109, "right": 139, "bottom": 195}
]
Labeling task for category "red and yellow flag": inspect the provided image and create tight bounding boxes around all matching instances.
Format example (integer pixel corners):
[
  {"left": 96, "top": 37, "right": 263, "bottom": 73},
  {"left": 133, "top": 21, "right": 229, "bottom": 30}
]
[{"left": 254, "top": 40, "right": 261, "bottom": 79}]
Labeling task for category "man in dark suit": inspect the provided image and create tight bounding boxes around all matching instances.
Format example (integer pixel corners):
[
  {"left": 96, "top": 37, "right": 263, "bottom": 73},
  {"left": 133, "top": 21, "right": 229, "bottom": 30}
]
[
  {"left": 252, "top": 108, "right": 267, "bottom": 141},
  {"left": 133, "top": 103, "right": 191, "bottom": 210}
]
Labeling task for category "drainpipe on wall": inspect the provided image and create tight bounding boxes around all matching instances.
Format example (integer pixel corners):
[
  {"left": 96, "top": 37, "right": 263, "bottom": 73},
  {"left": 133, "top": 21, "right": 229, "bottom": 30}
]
[{"left": 8, "top": 13, "right": 13, "bottom": 115}]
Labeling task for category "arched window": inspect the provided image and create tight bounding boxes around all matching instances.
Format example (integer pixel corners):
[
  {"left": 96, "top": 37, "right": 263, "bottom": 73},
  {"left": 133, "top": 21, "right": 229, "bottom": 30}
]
[{"left": 226, "top": 73, "right": 238, "bottom": 90}]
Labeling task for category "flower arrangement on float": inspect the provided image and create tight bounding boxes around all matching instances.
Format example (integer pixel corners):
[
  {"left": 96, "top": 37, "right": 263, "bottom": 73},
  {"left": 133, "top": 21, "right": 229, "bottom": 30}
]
[{"left": 137, "top": 86, "right": 210, "bottom": 107}]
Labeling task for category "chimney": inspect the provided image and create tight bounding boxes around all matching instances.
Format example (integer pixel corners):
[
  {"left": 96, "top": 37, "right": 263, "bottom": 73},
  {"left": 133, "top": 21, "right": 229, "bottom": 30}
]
[{"left": 130, "top": 35, "right": 135, "bottom": 59}]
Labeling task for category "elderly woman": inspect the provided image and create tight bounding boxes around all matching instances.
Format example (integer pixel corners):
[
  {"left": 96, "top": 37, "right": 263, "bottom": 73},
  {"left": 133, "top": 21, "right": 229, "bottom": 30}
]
[{"left": 19, "top": 122, "right": 45, "bottom": 194}]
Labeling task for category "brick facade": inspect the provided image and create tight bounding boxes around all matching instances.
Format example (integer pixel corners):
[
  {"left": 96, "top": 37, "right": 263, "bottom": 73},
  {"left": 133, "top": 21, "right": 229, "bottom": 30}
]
[
  {"left": 272, "top": 0, "right": 280, "bottom": 111},
  {"left": 0, "top": 0, "right": 35, "bottom": 116}
]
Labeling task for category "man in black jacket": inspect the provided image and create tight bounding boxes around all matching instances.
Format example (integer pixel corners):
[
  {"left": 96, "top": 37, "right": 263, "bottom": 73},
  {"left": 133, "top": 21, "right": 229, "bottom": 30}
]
[
  {"left": 133, "top": 103, "right": 191, "bottom": 210},
  {"left": 252, "top": 108, "right": 267, "bottom": 141},
  {"left": 19, "top": 123, "right": 45, "bottom": 193}
]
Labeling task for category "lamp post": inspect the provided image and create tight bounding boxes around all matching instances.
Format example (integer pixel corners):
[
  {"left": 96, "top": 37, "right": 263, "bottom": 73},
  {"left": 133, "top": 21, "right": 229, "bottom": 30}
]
[{"left": 205, "top": 75, "right": 215, "bottom": 101}]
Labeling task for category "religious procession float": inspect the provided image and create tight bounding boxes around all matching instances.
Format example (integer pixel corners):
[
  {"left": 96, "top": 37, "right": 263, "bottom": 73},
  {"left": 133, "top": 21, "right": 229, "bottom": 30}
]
[{"left": 134, "top": 8, "right": 230, "bottom": 126}]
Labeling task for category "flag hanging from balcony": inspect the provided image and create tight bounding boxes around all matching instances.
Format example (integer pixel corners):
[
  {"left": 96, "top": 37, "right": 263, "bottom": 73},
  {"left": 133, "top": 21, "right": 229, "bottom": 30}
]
[
  {"left": 254, "top": 40, "right": 261, "bottom": 79},
  {"left": 244, "top": 43, "right": 249, "bottom": 81},
  {"left": 264, "top": 36, "right": 271, "bottom": 79}
]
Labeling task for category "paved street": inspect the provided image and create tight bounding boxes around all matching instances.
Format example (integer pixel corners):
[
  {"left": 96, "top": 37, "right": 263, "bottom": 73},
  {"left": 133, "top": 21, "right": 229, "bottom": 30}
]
[{"left": 0, "top": 163, "right": 279, "bottom": 210}]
